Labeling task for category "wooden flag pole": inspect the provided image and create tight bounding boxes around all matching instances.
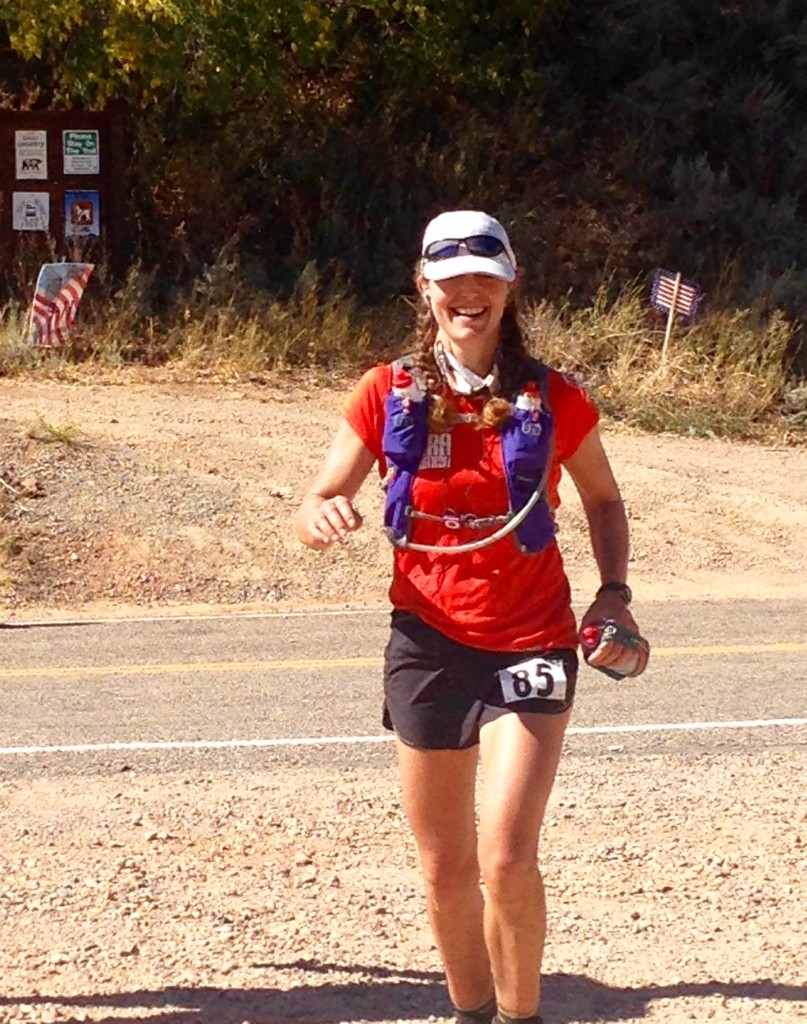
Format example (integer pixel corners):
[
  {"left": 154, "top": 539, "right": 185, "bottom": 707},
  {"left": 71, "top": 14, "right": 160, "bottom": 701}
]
[
  {"left": 26, "top": 263, "right": 48, "bottom": 347},
  {"left": 661, "top": 272, "right": 682, "bottom": 366},
  {"left": 24, "top": 289, "right": 36, "bottom": 346}
]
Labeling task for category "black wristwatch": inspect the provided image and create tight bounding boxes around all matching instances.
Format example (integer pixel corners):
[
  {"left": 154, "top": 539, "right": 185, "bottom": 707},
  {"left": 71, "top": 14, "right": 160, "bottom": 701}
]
[{"left": 596, "top": 581, "right": 632, "bottom": 605}]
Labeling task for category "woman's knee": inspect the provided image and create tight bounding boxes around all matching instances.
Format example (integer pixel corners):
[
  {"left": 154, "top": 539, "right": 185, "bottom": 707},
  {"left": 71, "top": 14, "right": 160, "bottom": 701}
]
[
  {"left": 479, "top": 844, "right": 541, "bottom": 904},
  {"left": 419, "top": 847, "right": 481, "bottom": 903}
]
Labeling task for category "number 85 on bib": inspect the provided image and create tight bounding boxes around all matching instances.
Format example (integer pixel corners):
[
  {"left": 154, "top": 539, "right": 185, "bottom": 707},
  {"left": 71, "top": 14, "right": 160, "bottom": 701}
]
[{"left": 497, "top": 655, "right": 569, "bottom": 703}]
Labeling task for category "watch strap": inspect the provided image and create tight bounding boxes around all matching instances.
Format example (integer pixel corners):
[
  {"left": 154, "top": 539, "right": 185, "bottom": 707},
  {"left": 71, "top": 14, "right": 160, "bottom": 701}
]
[{"left": 596, "top": 581, "right": 632, "bottom": 605}]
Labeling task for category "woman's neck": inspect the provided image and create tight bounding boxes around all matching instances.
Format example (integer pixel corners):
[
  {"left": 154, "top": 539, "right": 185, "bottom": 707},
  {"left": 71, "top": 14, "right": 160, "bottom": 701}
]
[
  {"left": 436, "top": 335, "right": 498, "bottom": 378},
  {"left": 434, "top": 340, "right": 500, "bottom": 397}
]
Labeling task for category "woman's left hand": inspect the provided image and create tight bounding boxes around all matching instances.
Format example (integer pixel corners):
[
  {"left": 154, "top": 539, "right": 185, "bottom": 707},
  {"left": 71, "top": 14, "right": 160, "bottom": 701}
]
[{"left": 579, "top": 592, "right": 648, "bottom": 677}]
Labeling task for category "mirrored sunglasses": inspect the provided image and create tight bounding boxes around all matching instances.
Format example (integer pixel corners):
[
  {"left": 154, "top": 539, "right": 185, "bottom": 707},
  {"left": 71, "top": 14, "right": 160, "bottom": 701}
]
[{"left": 423, "top": 234, "right": 507, "bottom": 261}]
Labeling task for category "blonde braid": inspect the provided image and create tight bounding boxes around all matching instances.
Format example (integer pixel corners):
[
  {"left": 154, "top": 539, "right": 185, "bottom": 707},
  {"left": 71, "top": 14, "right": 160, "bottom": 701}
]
[
  {"left": 480, "top": 303, "right": 528, "bottom": 429},
  {"left": 412, "top": 304, "right": 453, "bottom": 433}
]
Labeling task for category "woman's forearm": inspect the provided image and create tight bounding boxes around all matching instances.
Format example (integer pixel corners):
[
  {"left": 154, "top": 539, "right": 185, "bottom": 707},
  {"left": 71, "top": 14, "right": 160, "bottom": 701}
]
[{"left": 583, "top": 496, "right": 630, "bottom": 584}]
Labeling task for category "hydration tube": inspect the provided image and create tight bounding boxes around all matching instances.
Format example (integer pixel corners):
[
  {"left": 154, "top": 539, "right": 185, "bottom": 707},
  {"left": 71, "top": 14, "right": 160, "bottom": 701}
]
[{"left": 393, "top": 460, "right": 552, "bottom": 555}]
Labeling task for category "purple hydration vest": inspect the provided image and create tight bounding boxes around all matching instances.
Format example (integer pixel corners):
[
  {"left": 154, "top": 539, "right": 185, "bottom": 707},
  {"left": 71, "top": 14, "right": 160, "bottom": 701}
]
[{"left": 381, "top": 356, "right": 556, "bottom": 553}]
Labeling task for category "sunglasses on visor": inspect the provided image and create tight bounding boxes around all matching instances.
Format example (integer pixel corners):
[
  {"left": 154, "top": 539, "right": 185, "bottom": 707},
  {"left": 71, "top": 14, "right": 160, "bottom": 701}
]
[{"left": 423, "top": 234, "right": 508, "bottom": 261}]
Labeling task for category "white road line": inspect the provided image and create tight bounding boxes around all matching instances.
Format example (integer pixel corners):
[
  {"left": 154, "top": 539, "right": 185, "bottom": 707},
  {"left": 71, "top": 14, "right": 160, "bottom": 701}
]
[
  {"left": 569, "top": 717, "right": 807, "bottom": 735},
  {"left": 1, "top": 717, "right": 805, "bottom": 757}
]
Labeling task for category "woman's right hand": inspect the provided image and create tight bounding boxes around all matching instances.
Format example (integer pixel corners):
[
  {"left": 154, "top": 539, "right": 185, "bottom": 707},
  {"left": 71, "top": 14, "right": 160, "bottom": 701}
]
[
  {"left": 298, "top": 493, "right": 363, "bottom": 550},
  {"left": 293, "top": 418, "right": 375, "bottom": 550}
]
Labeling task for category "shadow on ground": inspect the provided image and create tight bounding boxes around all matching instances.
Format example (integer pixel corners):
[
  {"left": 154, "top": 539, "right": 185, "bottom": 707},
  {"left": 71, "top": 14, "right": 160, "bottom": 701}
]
[{"left": 1, "top": 961, "right": 804, "bottom": 1023}]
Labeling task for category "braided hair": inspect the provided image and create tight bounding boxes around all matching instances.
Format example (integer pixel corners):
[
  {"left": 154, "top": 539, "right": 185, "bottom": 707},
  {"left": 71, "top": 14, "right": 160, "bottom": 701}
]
[{"left": 412, "top": 300, "right": 529, "bottom": 432}]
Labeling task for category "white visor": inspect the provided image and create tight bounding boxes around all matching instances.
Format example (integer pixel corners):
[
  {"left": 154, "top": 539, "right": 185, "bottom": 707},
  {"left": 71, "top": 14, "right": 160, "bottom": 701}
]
[{"left": 420, "top": 210, "right": 517, "bottom": 283}]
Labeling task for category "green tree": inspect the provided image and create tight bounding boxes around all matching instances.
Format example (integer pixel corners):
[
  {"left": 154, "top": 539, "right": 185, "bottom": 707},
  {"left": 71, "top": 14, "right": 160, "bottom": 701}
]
[{"left": 0, "top": 0, "right": 569, "bottom": 111}]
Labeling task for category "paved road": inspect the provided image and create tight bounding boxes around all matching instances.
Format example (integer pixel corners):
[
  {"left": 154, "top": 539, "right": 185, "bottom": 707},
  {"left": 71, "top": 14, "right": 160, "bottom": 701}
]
[{"left": 1, "top": 599, "right": 805, "bottom": 779}]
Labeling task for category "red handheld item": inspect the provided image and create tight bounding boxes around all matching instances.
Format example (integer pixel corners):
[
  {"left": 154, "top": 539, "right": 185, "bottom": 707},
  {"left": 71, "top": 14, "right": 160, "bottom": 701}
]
[{"left": 580, "top": 623, "right": 602, "bottom": 651}]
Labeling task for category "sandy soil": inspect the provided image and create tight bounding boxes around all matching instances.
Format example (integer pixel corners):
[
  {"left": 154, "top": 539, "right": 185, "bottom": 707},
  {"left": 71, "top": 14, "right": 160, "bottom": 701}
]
[
  {"left": 1, "top": 370, "right": 806, "bottom": 619},
  {"left": 0, "top": 370, "right": 805, "bottom": 1024}
]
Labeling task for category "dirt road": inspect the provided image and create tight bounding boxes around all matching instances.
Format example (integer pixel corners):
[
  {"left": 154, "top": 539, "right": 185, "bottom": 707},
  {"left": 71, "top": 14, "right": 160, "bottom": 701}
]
[{"left": 0, "top": 372, "right": 805, "bottom": 1024}]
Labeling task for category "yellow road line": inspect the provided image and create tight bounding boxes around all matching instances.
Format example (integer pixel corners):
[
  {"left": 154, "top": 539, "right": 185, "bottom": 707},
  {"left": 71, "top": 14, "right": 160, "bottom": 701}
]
[
  {"left": 0, "top": 656, "right": 381, "bottom": 681},
  {"left": 652, "top": 642, "right": 807, "bottom": 657},
  {"left": 0, "top": 642, "right": 805, "bottom": 681}
]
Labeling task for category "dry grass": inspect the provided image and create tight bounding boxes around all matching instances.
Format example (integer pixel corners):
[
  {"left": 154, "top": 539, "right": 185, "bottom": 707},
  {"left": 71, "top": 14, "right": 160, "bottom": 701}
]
[
  {"left": 40, "top": 257, "right": 383, "bottom": 375},
  {"left": 172, "top": 282, "right": 376, "bottom": 375},
  {"left": 24, "top": 413, "right": 86, "bottom": 446},
  {"left": 0, "top": 302, "right": 40, "bottom": 375},
  {"left": 525, "top": 284, "right": 800, "bottom": 440},
  {"left": 1, "top": 263, "right": 803, "bottom": 442}
]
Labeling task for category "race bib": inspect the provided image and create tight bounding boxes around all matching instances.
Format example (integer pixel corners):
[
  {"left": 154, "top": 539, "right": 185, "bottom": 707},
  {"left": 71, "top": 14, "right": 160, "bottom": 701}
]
[{"left": 498, "top": 655, "right": 568, "bottom": 703}]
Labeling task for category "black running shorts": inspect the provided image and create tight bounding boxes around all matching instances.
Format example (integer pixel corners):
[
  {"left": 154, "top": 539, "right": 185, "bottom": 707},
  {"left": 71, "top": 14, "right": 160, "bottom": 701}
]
[{"left": 383, "top": 610, "right": 577, "bottom": 750}]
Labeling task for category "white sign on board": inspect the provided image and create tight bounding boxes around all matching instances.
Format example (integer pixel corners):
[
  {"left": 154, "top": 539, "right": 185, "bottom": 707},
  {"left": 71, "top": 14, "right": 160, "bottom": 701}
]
[
  {"left": 13, "top": 192, "right": 50, "bottom": 231},
  {"left": 15, "top": 130, "right": 48, "bottom": 180}
]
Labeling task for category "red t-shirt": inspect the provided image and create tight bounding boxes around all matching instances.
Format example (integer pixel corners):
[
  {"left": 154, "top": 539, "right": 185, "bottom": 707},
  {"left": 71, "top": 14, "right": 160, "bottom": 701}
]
[{"left": 343, "top": 364, "right": 599, "bottom": 651}]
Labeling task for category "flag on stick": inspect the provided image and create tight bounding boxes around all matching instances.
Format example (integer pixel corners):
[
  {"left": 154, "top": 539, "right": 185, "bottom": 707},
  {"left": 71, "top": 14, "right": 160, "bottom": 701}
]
[
  {"left": 650, "top": 268, "right": 701, "bottom": 364},
  {"left": 29, "top": 262, "right": 94, "bottom": 348},
  {"left": 650, "top": 269, "right": 701, "bottom": 319}
]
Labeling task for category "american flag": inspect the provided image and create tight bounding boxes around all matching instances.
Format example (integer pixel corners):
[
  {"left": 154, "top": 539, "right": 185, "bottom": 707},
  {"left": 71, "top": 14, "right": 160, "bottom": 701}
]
[
  {"left": 650, "top": 269, "right": 701, "bottom": 321},
  {"left": 29, "top": 262, "right": 95, "bottom": 348}
]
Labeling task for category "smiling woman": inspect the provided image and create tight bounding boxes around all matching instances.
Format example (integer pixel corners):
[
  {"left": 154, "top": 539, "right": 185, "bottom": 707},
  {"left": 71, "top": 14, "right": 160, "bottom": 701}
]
[{"left": 295, "top": 209, "right": 649, "bottom": 1024}]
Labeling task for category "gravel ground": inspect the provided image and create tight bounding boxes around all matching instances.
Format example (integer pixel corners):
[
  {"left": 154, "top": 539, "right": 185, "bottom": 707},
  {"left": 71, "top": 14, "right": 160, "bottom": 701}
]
[{"left": 0, "top": 752, "right": 805, "bottom": 1024}]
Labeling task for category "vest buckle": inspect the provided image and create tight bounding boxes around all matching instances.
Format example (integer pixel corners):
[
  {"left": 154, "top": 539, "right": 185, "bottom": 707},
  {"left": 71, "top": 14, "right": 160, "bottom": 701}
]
[{"left": 443, "top": 510, "right": 462, "bottom": 530}]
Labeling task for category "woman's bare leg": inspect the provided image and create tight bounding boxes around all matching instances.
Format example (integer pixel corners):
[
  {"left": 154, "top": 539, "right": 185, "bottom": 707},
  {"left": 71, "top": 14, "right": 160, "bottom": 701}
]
[
  {"left": 477, "top": 710, "right": 570, "bottom": 1017},
  {"left": 395, "top": 738, "right": 494, "bottom": 1011}
]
